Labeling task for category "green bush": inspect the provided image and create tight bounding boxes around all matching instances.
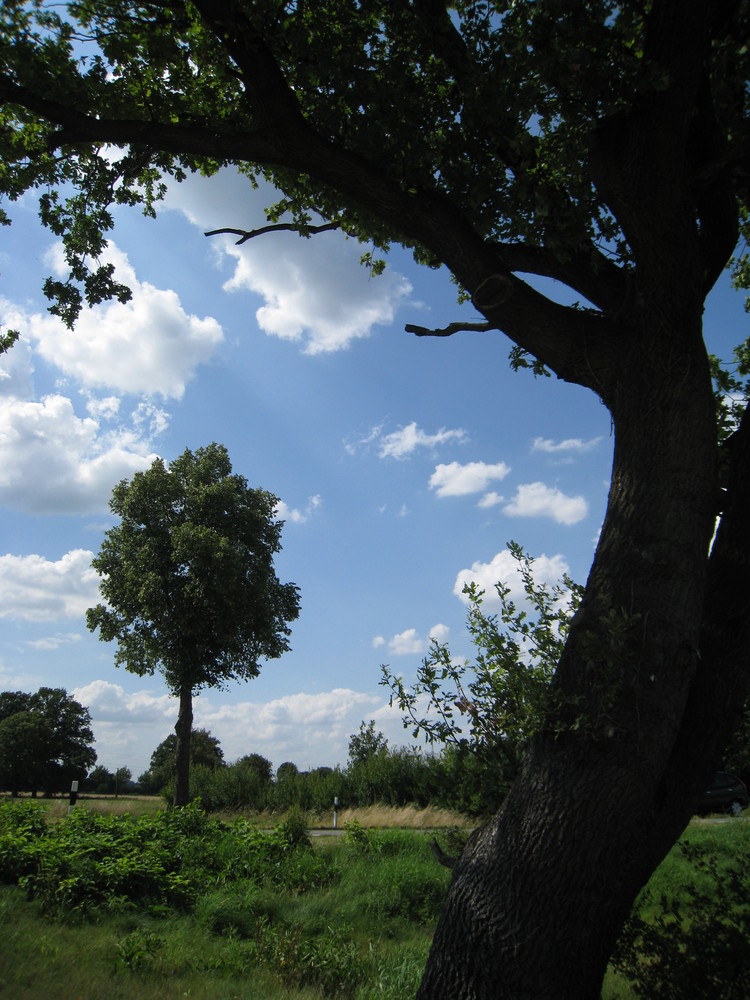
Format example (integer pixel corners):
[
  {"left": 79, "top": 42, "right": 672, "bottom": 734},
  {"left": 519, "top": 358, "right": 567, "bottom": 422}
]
[
  {"left": 612, "top": 829, "right": 750, "bottom": 998},
  {"left": 0, "top": 800, "right": 333, "bottom": 918}
]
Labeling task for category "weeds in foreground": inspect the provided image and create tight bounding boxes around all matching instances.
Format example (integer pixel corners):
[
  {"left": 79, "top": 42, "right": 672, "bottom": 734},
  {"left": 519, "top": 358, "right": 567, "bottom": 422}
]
[
  {"left": 0, "top": 798, "right": 446, "bottom": 998},
  {"left": 610, "top": 822, "right": 750, "bottom": 999},
  {"left": 2, "top": 799, "right": 750, "bottom": 998}
]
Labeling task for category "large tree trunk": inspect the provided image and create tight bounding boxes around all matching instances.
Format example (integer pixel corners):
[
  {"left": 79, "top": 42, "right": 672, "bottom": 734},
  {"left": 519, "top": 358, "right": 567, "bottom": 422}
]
[
  {"left": 173, "top": 685, "right": 193, "bottom": 807},
  {"left": 417, "top": 290, "right": 750, "bottom": 997},
  {"left": 416, "top": 8, "right": 750, "bottom": 993}
]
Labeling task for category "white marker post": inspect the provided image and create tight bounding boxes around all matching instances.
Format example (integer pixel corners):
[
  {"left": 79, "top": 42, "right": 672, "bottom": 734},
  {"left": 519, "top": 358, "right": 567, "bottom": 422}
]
[
  {"left": 68, "top": 779, "right": 79, "bottom": 815},
  {"left": 333, "top": 796, "right": 339, "bottom": 830}
]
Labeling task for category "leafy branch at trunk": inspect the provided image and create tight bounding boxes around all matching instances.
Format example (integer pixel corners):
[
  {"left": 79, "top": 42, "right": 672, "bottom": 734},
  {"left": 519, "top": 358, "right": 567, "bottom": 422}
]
[{"left": 382, "top": 543, "right": 582, "bottom": 806}]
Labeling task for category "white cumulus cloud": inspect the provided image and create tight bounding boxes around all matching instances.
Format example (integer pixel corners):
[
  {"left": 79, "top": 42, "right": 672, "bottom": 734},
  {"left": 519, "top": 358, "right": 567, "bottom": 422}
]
[
  {"left": 0, "top": 549, "right": 100, "bottom": 621},
  {"left": 478, "top": 491, "right": 505, "bottom": 509},
  {"left": 164, "top": 170, "right": 412, "bottom": 355},
  {"left": 503, "top": 482, "right": 588, "bottom": 525},
  {"left": 429, "top": 460, "right": 511, "bottom": 498},
  {"left": 453, "top": 549, "right": 570, "bottom": 608},
  {"left": 380, "top": 623, "right": 448, "bottom": 655},
  {"left": 19, "top": 243, "right": 224, "bottom": 399},
  {"left": 388, "top": 628, "right": 426, "bottom": 655},
  {"left": 0, "top": 392, "right": 159, "bottom": 513},
  {"left": 428, "top": 623, "right": 450, "bottom": 644},
  {"left": 70, "top": 679, "right": 412, "bottom": 775}
]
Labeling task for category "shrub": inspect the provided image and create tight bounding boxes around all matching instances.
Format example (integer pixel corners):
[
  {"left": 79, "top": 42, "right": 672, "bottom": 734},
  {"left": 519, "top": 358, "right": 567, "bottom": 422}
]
[{"left": 612, "top": 835, "right": 750, "bottom": 998}]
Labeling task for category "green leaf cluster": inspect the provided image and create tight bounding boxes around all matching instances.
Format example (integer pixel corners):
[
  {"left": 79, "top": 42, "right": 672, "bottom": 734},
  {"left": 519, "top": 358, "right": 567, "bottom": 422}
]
[
  {"left": 0, "top": 798, "right": 332, "bottom": 919},
  {"left": 382, "top": 542, "right": 581, "bottom": 798}
]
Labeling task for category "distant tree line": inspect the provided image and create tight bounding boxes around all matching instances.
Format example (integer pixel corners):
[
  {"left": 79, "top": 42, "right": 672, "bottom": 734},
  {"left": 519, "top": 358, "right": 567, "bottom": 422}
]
[
  {"left": 4, "top": 563, "right": 749, "bottom": 813},
  {"left": 132, "top": 720, "right": 526, "bottom": 817},
  {"left": 83, "top": 765, "right": 133, "bottom": 797}
]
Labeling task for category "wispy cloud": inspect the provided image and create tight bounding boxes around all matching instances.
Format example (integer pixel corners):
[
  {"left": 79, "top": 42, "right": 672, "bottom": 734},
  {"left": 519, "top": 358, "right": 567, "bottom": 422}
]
[
  {"left": 26, "top": 632, "right": 83, "bottom": 651},
  {"left": 276, "top": 494, "right": 322, "bottom": 524},
  {"left": 378, "top": 421, "right": 468, "bottom": 459},
  {"left": 346, "top": 420, "right": 467, "bottom": 459},
  {"left": 532, "top": 436, "right": 602, "bottom": 455}
]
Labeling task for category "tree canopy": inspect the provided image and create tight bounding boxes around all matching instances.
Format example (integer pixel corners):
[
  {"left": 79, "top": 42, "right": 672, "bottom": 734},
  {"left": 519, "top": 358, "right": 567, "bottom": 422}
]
[
  {"left": 0, "top": 1, "right": 744, "bottom": 358},
  {"left": 86, "top": 443, "right": 300, "bottom": 805},
  {"left": 0, "top": 687, "right": 96, "bottom": 795},
  {"left": 3, "top": 3, "right": 750, "bottom": 996},
  {"left": 347, "top": 720, "right": 389, "bottom": 767}
]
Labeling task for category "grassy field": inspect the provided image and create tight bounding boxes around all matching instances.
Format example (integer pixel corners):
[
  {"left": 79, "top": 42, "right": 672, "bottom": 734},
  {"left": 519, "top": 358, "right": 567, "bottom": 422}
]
[{"left": 0, "top": 797, "right": 747, "bottom": 998}]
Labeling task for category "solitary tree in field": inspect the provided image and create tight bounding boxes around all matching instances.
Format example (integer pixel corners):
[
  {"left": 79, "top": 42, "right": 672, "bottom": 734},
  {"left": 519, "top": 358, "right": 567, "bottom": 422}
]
[
  {"left": 86, "top": 444, "right": 300, "bottom": 807},
  {"left": 3, "top": 2, "right": 750, "bottom": 995}
]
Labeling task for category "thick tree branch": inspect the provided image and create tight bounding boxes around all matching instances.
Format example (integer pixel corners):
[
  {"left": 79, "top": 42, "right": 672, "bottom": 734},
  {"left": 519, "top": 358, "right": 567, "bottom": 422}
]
[
  {"left": 0, "top": 73, "right": 281, "bottom": 163},
  {"left": 1, "top": 18, "right": 624, "bottom": 398},
  {"left": 490, "top": 243, "right": 626, "bottom": 314},
  {"left": 188, "top": 0, "right": 306, "bottom": 132},
  {"left": 406, "top": 321, "right": 493, "bottom": 338},
  {"left": 205, "top": 222, "right": 340, "bottom": 245},
  {"left": 408, "top": 2, "right": 625, "bottom": 315},
  {"left": 591, "top": 3, "right": 719, "bottom": 293}
]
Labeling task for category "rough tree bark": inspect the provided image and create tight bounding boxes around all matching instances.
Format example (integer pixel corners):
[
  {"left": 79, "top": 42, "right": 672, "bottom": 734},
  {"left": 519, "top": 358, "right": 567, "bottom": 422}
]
[{"left": 415, "top": 9, "right": 750, "bottom": 994}]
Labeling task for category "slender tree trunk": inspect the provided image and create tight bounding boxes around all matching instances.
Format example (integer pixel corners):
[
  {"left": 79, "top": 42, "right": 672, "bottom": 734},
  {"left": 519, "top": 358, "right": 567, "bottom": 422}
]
[
  {"left": 417, "top": 291, "right": 750, "bottom": 998},
  {"left": 173, "top": 685, "right": 193, "bottom": 807}
]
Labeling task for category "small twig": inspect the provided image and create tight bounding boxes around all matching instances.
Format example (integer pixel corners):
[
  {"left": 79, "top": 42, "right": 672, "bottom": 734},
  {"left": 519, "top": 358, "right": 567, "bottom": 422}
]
[
  {"left": 204, "top": 221, "right": 340, "bottom": 244},
  {"left": 405, "top": 321, "right": 493, "bottom": 338}
]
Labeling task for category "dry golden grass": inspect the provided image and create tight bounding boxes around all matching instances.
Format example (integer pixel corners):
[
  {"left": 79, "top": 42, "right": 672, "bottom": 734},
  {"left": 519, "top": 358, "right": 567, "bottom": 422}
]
[
  {"left": 209, "top": 802, "right": 474, "bottom": 830},
  {"left": 330, "top": 803, "right": 474, "bottom": 829},
  {"left": 5, "top": 793, "right": 472, "bottom": 829},
  {"left": 31, "top": 794, "right": 165, "bottom": 822}
]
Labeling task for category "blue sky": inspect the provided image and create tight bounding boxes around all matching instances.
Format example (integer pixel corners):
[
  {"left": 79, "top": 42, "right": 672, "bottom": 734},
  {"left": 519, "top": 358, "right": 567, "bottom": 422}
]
[{"left": 0, "top": 166, "right": 745, "bottom": 778}]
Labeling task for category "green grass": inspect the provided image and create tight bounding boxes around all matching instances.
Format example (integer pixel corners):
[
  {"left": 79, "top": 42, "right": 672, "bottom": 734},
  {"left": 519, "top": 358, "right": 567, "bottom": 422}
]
[
  {"left": 0, "top": 888, "right": 319, "bottom": 999},
  {"left": 0, "top": 800, "right": 451, "bottom": 999}
]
